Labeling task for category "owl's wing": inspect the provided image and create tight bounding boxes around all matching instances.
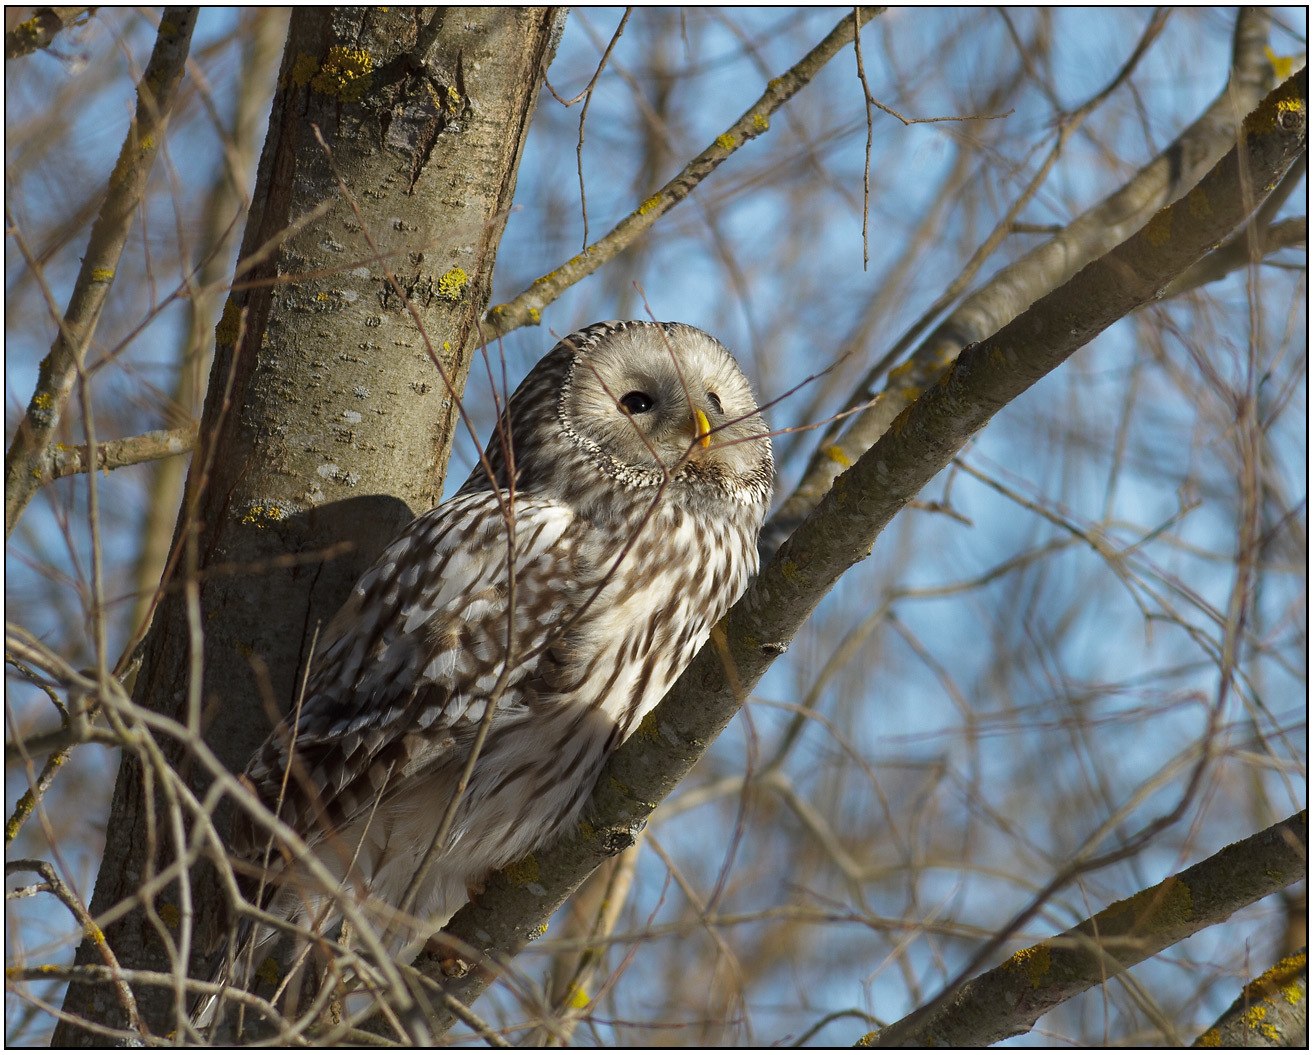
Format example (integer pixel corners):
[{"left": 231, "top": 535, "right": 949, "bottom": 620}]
[{"left": 233, "top": 490, "right": 579, "bottom": 857}]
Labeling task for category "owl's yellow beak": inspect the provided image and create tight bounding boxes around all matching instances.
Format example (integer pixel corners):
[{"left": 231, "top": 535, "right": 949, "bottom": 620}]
[{"left": 692, "top": 408, "right": 713, "bottom": 448}]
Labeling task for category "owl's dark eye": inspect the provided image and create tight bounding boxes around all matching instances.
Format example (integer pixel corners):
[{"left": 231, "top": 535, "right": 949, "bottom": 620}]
[
  {"left": 619, "top": 391, "right": 654, "bottom": 414},
  {"left": 707, "top": 392, "right": 724, "bottom": 415}
]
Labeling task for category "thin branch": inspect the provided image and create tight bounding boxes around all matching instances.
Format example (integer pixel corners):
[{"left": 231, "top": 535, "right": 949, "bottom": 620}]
[
  {"left": 481, "top": 6, "right": 886, "bottom": 338},
  {"left": 861, "top": 812, "right": 1308, "bottom": 1047},
  {"left": 6, "top": 859, "right": 147, "bottom": 1039},
  {"left": 762, "top": 8, "right": 1279, "bottom": 555},
  {"left": 33, "top": 425, "right": 198, "bottom": 484},
  {"left": 4, "top": 6, "right": 96, "bottom": 61},
  {"left": 4, "top": 6, "right": 199, "bottom": 536},
  {"left": 409, "top": 67, "right": 1309, "bottom": 1041}
]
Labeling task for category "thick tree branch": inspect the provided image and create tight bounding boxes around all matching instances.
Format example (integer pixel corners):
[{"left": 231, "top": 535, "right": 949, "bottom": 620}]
[
  {"left": 860, "top": 812, "right": 1308, "bottom": 1047},
  {"left": 410, "top": 68, "right": 1308, "bottom": 1040},
  {"left": 4, "top": 6, "right": 95, "bottom": 60},
  {"left": 1163, "top": 152, "right": 1308, "bottom": 298},
  {"left": 1194, "top": 949, "right": 1308, "bottom": 1048},
  {"left": 4, "top": 7, "right": 198, "bottom": 536},
  {"left": 763, "top": 7, "right": 1280, "bottom": 555},
  {"left": 480, "top": 6, "right": 886, "bottom": 340}
]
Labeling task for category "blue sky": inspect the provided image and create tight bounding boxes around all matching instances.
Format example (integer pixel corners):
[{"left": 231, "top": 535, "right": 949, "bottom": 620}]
[{"left": 5, "top": 7, "right": 1306, "bottom": 1045}]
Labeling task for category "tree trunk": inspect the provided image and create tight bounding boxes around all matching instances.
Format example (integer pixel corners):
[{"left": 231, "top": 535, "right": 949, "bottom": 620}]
[{"left": 54, "top": 6, "right": 563, "bottom": 1042}]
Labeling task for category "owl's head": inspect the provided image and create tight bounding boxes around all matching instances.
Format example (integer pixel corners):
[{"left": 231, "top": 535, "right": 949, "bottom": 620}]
[{"left": 553, "top": 321, "right": 774, "bottom": 508}]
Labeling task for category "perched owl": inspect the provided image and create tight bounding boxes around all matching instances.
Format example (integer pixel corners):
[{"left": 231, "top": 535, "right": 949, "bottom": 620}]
[{"left": 199, "top": 320, "right": 773, "bottom": 1025}]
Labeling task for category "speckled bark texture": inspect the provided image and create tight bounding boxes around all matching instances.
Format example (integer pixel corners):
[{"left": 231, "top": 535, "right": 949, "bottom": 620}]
[{"left": 53, "top": 7, "right": 564, "bottom": 1042}]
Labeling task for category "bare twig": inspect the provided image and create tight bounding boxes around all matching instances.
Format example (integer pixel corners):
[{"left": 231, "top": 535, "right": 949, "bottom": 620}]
[
  {"left": 32, "top": 424, "right": 198, "bottom": 484},
  {"left": 7, "top": 859, "right": 147, "bottom": 1038},
  {"left": 481, "top": 7, "right": 886, "bottom": 338},
  {"left": 762, "top": 8, "right": 1279, "bottom": 555},
  {"left": 4, "top": 6, "right": 96, "bottom": 61},
  {"left": 862, "top": 812, "right": 1308, "bottom": 1047},
  {"left": 412, "top": 66, "right": 1308, "bottom": 1040},
  {"left": 4, "top": 6, "right": 199, "bottom": 536}
]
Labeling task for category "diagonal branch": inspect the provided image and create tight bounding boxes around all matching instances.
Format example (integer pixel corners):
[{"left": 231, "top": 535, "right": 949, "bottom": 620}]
[
  {"left": 4, "top": 6, "right": 96, "bottom": 61},
  {"left": 3, "top": 7, "right": 198, "bottom": 537},
  {"left": 410, "top": 67, "right": 1308, "bottom": 1040},
  {"left": 860, "top": 812, "right": 1307, "bottom": 1047},
  {"left": 32, "top": 424, "right": 198, "bottom": 485},
  {"left": 480, "top": 6, "right": 886, "bottom": 339},
  {"left": 762, "top": 6, "right": 1280, "bottom": 555},
  {"left": 1193, "top": 948, "right": 1308, "bottom": 1048}
]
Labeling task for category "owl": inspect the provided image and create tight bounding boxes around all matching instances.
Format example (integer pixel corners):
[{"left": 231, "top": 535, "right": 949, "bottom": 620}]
[{"left": 199, "top": 320, "right": 773, "bottom": 1025}]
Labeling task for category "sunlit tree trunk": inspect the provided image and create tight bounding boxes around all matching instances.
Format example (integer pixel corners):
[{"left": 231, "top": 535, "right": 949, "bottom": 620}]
[{"left": 54, "top": 7, "right": 563, "bottom": 1041}]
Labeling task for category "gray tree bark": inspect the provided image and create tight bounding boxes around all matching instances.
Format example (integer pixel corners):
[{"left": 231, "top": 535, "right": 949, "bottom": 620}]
[{"left": 53, "top": 6, "right": 564, "bottom": 1042}]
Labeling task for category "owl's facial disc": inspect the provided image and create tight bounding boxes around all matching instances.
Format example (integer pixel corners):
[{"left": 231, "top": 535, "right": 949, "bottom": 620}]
[{"left": 560, "top": 323, "right": 772, "bottom": 490}]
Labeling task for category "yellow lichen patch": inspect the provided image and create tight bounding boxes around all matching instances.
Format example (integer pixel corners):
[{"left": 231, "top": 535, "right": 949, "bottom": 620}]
[
  {"left": 437, "top": 267, "right": 468, "bottom": 301},
  {"left": 1099, "top": 875, "right": 1192, "bottom": 942},
  {"left": 11, "top": 18, "right": 41, "bottom": 49},
  {"left": 752, "top": 113, "right": 769, "bottom": 132},
  {"left": 503, "top": 854, "right": 540, "bottom": 885},
  {"left": 311, "top": 45, "right": 374, "bottom": 103},
  {"left": 1240, "top": 950, "right": 1307, "bottom": 1006},
  {"left": 633, "top": 709, "right": 662, "bottom": 744},
  {"left": 530, "top": 920, "right": 550, "bottom": 939},
  {"left": 215, "top": 300, "right": 243, "bottom": 346},
  {"left": 446, "top": 85, "right": 462, "bottom": 109},
  {"left": 1143, "top": 208, "right": 1172, "bottom": 248},
  {"left": 1127, "top": 875, "right": 1192, "bottom": 929},
  {"left": 1240, "top": 1005, "right": 1268, "bottom": 1028},
  {"left": 32, "top": 392, "right": 53, "bottom": 410},
  {"left": 241, "top": 501, "right": 290, "bottom": 526},
  {"left": 1243, "top": 79, "right": 1305, "bottom": 136},
  {"left": 157, "top": 902, "right": 181, "bottom": 929},
  {"left": 1196, "top": 1027, "right": 1221, "bottom": 1047},
  {"left": 889, "top": 404, "right": 917, "bottom": 437},
  {"left": 290, "top": 52, "right": 320, "bottom": 88},
  {"left": 315, "top": 291, "right": 331, "bottom": 302},
  {"left": 638, "top": 195, "right": 662, "bottom": 216},
  {"left": 1186, "top": 186, "right": 1211, "bottom": 221},
  {"left": 716, "top": 132, "right": 737, "bottom": 151},
  {"left": 90, "top": 267, "right": 115, "bottom": 282},
  {"left": 1010, "top": 943, "right": 1051, "bottom": 988},
  {"left": 528, "top": 307, "right": 541, "bottom": 324},
  {"left": 1265, "top": 46, "right": 1296, "bottom": 80},
  {"left": 567, "top": 982, "right": 591, "bottom": 1009},
  {"left": 1276, "top": 97, "right": 1304, "bottom": 120},
  {"left": 824, "top": 445, "right": 852, "bottom": 468},
  {"left": 256, "top": 955, "right": 282, "bottom": 986}
]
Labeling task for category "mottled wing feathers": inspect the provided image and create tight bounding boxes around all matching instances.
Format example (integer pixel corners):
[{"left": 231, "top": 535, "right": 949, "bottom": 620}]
[{"left": 233, "top": 491, "right": 578, "bottom": 858}]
